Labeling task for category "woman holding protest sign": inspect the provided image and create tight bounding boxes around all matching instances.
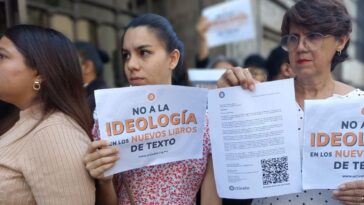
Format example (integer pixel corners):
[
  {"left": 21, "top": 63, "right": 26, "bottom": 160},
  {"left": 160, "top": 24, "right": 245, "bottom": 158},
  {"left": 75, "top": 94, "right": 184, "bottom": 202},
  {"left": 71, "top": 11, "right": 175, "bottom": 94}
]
[
  {"left": 0, "top": 25, "right": 95, "bottom": 204},
  {"left": 83, "top": 13, "right": 221, "bottom": 205},
  {"left": 217, "top": 0, "right": 364, "bottom": 204}
]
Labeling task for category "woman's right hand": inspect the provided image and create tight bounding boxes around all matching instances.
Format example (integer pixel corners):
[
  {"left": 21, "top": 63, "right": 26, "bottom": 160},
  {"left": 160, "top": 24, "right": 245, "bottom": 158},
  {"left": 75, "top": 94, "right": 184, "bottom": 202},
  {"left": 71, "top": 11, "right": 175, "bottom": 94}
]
[
  {"left": 84, "top": 140, "right": 119, "bottom": 181},
  {"left": 217, "top": 67, "right": 257, "bottom": 90}
]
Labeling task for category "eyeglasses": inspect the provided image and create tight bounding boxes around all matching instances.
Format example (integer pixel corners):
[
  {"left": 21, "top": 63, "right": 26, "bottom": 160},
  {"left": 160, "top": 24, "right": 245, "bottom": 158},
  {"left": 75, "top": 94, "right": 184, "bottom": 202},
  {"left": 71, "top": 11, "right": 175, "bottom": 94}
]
[{"left": 281, "top": 32, "right": 329, "bottom": 52}]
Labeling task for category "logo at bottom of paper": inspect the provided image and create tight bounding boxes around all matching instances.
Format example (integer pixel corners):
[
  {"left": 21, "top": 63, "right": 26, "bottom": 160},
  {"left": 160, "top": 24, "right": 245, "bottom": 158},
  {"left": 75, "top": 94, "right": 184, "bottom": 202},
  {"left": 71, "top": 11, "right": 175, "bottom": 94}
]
[{"left": 229, "top": 186, "right": 249, "bottom": 191}]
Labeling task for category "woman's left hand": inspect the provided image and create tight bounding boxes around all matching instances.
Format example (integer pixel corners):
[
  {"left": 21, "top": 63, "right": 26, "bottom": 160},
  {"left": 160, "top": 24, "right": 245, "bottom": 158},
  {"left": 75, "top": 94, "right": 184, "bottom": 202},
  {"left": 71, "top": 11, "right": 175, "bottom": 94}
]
[{"left": 333, "top": 180, "right": 364, "bottom": 204}]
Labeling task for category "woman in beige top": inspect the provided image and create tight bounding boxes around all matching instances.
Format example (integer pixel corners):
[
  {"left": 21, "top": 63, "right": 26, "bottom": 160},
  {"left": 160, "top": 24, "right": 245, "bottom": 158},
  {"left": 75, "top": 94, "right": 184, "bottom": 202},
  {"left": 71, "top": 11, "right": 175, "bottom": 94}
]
[{"left": 0, "top": 25, "right": 95, "bottom": 205}]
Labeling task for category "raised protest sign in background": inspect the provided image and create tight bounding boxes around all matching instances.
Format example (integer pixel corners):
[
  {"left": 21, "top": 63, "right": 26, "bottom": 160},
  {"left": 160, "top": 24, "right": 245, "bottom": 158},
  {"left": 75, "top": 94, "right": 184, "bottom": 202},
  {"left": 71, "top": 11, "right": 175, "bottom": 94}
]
[
  {"left": 95, "top": 85, "right": 208, "bottom": 175},
  {"left": 303, "top": 97, "right": 364, "bottom": 189},
  {"left": 188, "top": 69, "right": 226, "bottom": 89},
  {"left": 203, "top": 0, "right": 256, "bottom": 48}
]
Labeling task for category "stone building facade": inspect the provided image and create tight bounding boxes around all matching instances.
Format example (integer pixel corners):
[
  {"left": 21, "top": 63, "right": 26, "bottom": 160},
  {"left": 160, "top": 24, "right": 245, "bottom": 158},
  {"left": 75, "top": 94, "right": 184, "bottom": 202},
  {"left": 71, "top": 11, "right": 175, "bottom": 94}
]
[{"left": 1, "top": 0, "right": 363, "bottom": 87}]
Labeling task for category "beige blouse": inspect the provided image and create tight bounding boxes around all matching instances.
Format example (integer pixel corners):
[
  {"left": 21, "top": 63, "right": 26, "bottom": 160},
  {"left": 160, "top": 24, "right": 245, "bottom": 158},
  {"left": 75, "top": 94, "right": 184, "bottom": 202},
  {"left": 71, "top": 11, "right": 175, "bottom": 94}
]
[{"left": 0, "top": 106, "right": 95, "bottom": 205}]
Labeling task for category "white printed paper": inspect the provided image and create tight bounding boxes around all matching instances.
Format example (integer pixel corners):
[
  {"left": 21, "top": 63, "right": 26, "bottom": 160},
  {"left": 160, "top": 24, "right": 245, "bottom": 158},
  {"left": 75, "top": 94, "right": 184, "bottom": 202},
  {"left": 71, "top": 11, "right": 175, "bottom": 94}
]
[{"left": 208, "top": 79, "right": 301, "bottom": 199}]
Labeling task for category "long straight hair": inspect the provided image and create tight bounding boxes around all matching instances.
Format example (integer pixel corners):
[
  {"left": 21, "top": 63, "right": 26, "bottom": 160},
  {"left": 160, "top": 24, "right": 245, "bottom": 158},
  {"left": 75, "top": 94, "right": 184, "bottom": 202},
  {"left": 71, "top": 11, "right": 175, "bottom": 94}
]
[{"left": 3, "top": 25, "right": 92, "bottom": 139}]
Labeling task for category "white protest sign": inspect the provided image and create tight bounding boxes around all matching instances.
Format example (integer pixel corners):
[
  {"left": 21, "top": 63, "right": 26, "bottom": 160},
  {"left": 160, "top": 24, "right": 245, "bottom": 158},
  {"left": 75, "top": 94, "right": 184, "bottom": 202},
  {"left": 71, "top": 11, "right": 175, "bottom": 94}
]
[
  {"left": 95, "top": 85, "right": 208, "bottom": 175},
  {"left": 188, "top": 68, "right": 226, "bottom": 89},
  {"left": 203, "top": 0, "right": 256, "bottom": 48},
  {"left": 303, "top": 97, "right": 364, "bottom": 189}
]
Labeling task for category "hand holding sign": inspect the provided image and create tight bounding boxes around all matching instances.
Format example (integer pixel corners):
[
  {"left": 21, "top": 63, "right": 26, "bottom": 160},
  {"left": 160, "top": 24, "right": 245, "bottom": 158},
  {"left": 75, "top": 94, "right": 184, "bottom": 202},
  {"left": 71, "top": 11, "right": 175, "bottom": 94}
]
[
  {"left": 84, "top": 140, "right": 119, "bottom": 180},
  {"left": 333, "top": 180, "right": 364, "bottom": 204},
  {"left": 217, "top": 67, "right": 257, "bottom": 90},
  {"left": 196, "top": 16, "right": 211, "bottom": 40}
]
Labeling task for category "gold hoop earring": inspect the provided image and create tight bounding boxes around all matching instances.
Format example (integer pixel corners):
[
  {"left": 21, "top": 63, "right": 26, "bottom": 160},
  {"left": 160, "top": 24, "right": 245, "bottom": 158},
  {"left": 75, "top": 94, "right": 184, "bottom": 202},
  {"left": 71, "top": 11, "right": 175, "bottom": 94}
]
[
  {"left": 33, "top": 80, "right": 41, "bottom": 91},
  {"left": 337, "top": 50, "right": 342, "bottom": 56}
]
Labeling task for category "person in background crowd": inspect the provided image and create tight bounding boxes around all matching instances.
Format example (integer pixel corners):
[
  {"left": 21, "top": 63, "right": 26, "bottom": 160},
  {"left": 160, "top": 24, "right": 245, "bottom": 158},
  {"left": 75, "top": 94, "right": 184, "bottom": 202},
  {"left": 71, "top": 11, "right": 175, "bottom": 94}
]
[
  {"left": 0, "top": 25, "right": 95, "bottom": 204},
  {"left": 83, "top": 13, "right": 221, "bottom": 205},
  {"left": 266, "top": 46, "right": 295, "bottom": 81},
  {"left": 217, "top": 0, "right": 364, "bottom": 204},
  {"left": 75, "top": 41, "right": 109, "bottom": 114},
  {"left": 207, "top": 55, "right": 240, "bottom": 69},
  {"left": 243, "top": 54, "right": 267, "bottom": 82}
]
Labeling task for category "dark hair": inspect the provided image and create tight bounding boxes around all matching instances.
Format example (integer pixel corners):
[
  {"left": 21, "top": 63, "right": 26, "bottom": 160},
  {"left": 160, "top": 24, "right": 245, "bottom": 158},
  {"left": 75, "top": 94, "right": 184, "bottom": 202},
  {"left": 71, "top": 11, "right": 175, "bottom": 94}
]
[
  {"left": 281, "top": 0, "right": 352, "bottom": 71},
  {"left": 266, "top": 46, "right": 289, "bottom": 81},
  {"left": 75, "top": 41, "right": 106, "bottom": 77},
  {"left": 172, "top": 63, "right": 191, "bottom": 86},
  {"left": 122, "top": 13, "right": 184, "bottom": 84},
  {"left": 3, "top": 25, "right": 92, "bottom": 139},
  {"left": 208, "top": 55, "right": 240, "bottom": 68},
  {"left": 0, "top": 101, "right": 19, "bottom": 135},
  {"left": 98, "top": 49, "right": 110, "bottom": 64},
  {"left": 243, "top": 54, "right": 266, "bottom": 69}
]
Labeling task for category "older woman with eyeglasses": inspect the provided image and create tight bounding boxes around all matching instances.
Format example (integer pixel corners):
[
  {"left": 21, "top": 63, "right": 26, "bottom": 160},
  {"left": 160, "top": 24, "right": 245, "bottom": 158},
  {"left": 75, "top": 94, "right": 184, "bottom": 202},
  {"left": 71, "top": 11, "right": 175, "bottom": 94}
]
[{"left": 217, "top": 0, "right": 364, "bottom": 204}]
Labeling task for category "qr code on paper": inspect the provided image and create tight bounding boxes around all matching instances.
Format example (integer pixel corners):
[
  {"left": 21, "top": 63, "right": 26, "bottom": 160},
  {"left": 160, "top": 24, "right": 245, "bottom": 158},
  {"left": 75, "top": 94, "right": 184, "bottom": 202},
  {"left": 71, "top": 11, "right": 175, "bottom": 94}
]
[{"left": 261, "top": 156, "right": 289, "bottom": 185}]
